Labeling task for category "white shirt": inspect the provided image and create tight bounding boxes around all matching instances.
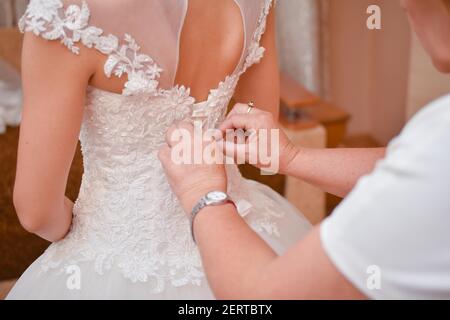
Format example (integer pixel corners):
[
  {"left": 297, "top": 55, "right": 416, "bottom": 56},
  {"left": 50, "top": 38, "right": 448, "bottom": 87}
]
[{"left": 321, "top": 95, "right": 450, "bottom": 300}]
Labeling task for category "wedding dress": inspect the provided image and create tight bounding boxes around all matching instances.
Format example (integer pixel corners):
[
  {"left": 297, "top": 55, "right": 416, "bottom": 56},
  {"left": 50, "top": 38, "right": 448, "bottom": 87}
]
[{"left": 7, "top": 0, "right": 311, "bottom": 300}]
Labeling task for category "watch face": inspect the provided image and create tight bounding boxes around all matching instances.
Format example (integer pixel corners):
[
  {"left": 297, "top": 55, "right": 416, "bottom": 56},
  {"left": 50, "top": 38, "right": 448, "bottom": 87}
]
[{"left": 207, "top": 191, "right": 227, "bottom": 202}]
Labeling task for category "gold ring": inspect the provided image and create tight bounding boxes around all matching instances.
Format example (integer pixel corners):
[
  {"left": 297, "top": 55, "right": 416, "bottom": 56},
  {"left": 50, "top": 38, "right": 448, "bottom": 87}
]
[{"left": 247, "top": 101, "right": 255, "bottom": 114}]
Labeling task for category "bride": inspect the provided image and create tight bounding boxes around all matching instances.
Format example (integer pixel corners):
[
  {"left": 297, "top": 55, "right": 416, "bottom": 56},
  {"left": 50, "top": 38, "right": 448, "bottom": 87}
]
[{"left": 8, "top": 0, "right": 311, "bottom": 299}]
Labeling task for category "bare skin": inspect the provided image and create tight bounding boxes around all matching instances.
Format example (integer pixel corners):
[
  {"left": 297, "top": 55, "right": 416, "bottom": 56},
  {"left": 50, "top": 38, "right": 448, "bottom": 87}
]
[
  {"left": 159, "top": 117, "right": 366, "bottom": 300},
  {"left": 15, "top": 0, "right": 450, "bottom": 298},
  {"left": 158, "top": 0, "right": 450, "bottom": 299},
  {"left": 219, "top": 104, "right": 386, "bottom": 198},
  {"left": 14, "top": 1, "right": 280, "bottom": 242}
]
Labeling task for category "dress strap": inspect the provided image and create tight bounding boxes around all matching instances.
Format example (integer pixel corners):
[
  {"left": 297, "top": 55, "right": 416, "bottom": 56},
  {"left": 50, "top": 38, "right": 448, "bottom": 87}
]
[
  {"left": 19, "top": 0, "right": 163, "bottom": 97},
  {"left": 237, "top": 0, "right": 276, "bottom": 76}
]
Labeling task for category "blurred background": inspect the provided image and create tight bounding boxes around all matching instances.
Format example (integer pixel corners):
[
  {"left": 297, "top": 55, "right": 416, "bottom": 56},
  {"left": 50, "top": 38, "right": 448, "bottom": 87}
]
[{"left": 0, "top": 0, "right": 449, "bottom": 297}]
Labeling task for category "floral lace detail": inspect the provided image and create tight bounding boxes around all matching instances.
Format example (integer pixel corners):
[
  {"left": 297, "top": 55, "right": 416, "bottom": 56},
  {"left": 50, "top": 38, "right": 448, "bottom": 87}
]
[
  {"left": 19, "top": 0, "right": 162, "bottom": 96},
  {"left": 21, "top": 0, "right": 279, "bottom": 292},
  {"left": 19, "top": 0, "right": 274, "bottom": 98},
  {"left": 41, "top": 87, "right": 203, "bottom": 292},
  {"left": 192, "top": 75, "right": 240, "bottom": 129},
  {"left": 191, "top": 0, "right": 275, "bottom": 128},
  {"left": 241, "top": 0, "right": 274, "bottom": 72}
]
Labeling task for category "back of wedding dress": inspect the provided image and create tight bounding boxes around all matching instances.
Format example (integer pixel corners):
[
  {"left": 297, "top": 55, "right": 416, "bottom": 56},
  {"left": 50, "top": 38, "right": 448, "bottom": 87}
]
[
  {"left": 20, "top": 0, "right": 268, "bottom": 95},
  {"left": 8, "top": 0, "right": 311, "bottom": 299}
]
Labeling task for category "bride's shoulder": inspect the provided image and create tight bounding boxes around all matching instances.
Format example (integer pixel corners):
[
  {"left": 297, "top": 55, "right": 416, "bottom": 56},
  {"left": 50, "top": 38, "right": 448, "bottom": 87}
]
[
  {"left": 19, "top": 0, "right": 90, "bottom": 41},
  {"left": 20, "top": 0, "right": 101, "bottom": 73},
  {"left": 20, "top": 0, "right": 91, "bottom": 23},
  {"left": 21, "top": 0, "right": 130, "bottom": 20},
  {"left": 19, "top": 0, "right": 119, "bottom": 55}
]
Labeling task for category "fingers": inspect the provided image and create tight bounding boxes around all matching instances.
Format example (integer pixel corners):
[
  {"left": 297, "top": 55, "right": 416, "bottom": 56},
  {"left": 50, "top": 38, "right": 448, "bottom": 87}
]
[
  {"left": 221, "top": 103, "right": 273, "bottom": 133},
  {"left": 217, "top": 139, "right": 248, "bottom": 164},
  {"left": 220, "top": 113, "right": 271, "bottom": 133},
  {"left": 228, "top": 103, "right": 264, "bottom": 116},
  {"left": 157, "top": 144, "right": 171, "bottom": 164},
  {"left": 165, "top": 121, "right": 194, "bottom": 147},
  {"left": 165, "top": 124, "right": 178, "bottom": 147},
  {"left": 219, "top": 114, "right": 251, "bottom": 132}
]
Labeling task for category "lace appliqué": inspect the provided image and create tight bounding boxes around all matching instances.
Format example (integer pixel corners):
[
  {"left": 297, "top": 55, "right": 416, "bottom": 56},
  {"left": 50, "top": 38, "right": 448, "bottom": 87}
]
[
  {"left": 190, "top": 0, "right": 283, "bottom": 239},
  {"left": 20, "top": 0, "right": 281, "bottom": 292},
  {"left": 242, "top": 0, "right": 274, "bottom": 71},
  {"left": 40, "top": 87, "right": 203, "bottom": 293},
  {"left": 19, "top": 0, "right": 162, "bottom": 96},
  {"left": 191, "top": 0, "right": 275, "bottom": 128}
]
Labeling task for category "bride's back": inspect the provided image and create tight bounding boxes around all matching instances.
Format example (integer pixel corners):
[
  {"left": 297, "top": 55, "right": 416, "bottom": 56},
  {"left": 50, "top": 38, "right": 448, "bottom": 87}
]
[
  {"left": 14, "top": 0, "right": 279, "bottom": 297},
  {"left": 43, "top": 0, "right": 264, "bottom": 101}
]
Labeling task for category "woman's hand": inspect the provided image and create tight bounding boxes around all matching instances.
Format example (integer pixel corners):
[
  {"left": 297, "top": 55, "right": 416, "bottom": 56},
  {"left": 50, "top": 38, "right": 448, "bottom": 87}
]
[
  {"left": 219, "top": 103, "right": 299, "bottom": 175},
  {"left": 158, "top": 121, "right": 227, "bottom": 214}
]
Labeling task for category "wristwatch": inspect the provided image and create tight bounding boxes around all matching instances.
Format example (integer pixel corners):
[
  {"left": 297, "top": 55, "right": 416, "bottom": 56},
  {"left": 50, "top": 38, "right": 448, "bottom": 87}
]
[{"left": 190, "top": 191, "right": 234, "bottom": 244}]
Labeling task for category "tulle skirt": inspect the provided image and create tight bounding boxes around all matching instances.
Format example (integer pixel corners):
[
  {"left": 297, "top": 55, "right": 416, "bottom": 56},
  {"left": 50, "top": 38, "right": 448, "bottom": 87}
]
[{"left": 7, "top": 180, "right": 311, "bottom": 300}]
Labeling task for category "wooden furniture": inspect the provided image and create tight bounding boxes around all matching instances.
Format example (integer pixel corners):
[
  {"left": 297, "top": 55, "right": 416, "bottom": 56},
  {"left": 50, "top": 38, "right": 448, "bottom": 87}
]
[
  {"left": 342, "top": 133, "right": 380, "bottom": 148},
  {"left": 279, "top": 74, "right": 326, "bottom": 224},
  {"left": 280, "top": 72, "right": 320, "bottom": 109},
  {"left": 299, "top": 102, "right": 350, "bottom": 148},
  {"left": 280, "top": 72, "right": 350, "bottom": 148},
  {"left": 282, "top": 121, "right": 327, "bottom": 225},
  {"left": 0, "top": 27, "right": 23, "bottom": 71},
  {"left": 0, "top": 279, "right": 16, "bottom": 300},
  {"left": 279, "top": 72, "right": 351, "bottom": 220}
]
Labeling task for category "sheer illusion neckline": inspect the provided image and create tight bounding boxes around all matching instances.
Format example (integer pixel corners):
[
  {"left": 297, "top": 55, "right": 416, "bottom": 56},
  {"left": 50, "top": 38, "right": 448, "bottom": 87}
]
[
  {"left": 20, "top": 0, "right": 273, "bottom": 103},
  {"left": 86, "top": 0, "right": 247, "bottom": 106},
  {"left": 171, "top": 0, "right": 247, "bottom": 94}
]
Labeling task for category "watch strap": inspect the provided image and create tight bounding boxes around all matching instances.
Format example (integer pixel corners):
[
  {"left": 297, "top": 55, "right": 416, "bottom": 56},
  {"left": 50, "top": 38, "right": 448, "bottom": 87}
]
[{"left": 190, "top": 192, "right": 233, "bottom": 244}]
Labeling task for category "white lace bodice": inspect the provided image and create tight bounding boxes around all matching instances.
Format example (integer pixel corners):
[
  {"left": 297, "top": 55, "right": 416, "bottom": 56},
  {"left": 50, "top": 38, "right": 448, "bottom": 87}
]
[{"left": 20, "top": 0, "right": 281, "bottom": 293}]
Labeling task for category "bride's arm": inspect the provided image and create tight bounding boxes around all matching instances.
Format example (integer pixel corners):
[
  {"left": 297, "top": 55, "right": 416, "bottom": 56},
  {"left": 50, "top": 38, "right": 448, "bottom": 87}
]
[
  {"left": 159, "top": 124, "right": 365, "bottom": 299},
  {"left": 233, "top": 8, "right": 280, "bottom": 119},
  {"left": 13, "top": 34, "right": 95, "bottom": 242}
]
